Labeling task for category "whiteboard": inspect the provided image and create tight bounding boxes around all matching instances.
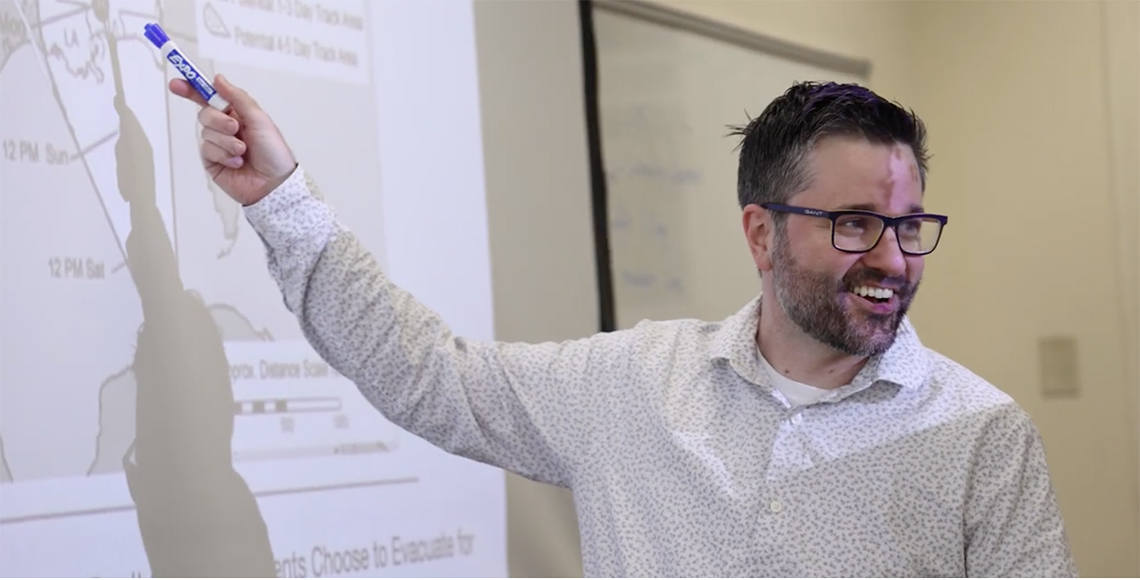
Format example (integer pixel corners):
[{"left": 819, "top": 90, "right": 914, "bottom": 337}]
[{"left": 593, "top": 1, "right": 869, "bottom": 328}]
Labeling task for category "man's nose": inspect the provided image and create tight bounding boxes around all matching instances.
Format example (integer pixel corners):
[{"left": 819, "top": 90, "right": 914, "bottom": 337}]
[{"left": 861, "top": 226, "right": 908, "bottom": 277}]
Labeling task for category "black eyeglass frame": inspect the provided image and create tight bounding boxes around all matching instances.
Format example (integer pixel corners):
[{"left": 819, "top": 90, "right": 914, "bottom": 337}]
[{"left": 760, "top": 202, "right": 949, "bottom": 256}]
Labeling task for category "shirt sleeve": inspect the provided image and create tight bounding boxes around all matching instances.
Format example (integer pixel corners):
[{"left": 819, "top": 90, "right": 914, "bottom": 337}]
[
  {"left": 242, "top": 165, "right": 627, "bottom": 487},
  {"left": 963, "top": 404, "right": 1078, "bottom": 577}
]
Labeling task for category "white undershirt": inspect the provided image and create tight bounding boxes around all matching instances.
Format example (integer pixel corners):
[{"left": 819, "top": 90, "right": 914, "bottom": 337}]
[{"left": 756, "top": 346, "right": 836, "bottom": 407}]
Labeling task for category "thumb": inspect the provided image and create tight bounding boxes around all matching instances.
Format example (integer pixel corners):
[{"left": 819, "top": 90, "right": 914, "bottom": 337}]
[{"left": 213, "top": 74, "right": 259, "bottom": 116}]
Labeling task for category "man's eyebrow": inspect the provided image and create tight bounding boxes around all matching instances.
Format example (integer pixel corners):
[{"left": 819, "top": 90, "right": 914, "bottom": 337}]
[
  {"left": 834, "top": 203, "right": 926, "bottom": 213},
  {"left": 834, "top": 203, "right": 877, "bottom": 211}
]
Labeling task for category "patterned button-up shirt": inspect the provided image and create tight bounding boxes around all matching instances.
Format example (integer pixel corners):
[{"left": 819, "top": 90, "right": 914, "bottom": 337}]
[{"left": 245, "top": 166, "right": 1077, "bottom": 577}]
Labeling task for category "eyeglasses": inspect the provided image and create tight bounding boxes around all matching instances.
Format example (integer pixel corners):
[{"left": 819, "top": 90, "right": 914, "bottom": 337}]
[{"left": 760, "top": 203, "right": 949, "bottom": 256}]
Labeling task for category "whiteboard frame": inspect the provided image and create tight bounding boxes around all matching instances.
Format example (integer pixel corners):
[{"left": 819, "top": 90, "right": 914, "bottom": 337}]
[{"left": 593, "top": 0, "right": 872, "bottom": 80}]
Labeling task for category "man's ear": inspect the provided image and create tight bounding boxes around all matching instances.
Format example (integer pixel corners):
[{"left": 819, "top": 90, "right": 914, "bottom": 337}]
[{"left": 742, "top": 204, "right": 774, "bottom": 272}]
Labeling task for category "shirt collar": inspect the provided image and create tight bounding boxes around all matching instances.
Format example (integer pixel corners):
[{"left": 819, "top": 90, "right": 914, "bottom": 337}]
[{"left": 708, "top": 295, "right": 931, "bottom": 396}]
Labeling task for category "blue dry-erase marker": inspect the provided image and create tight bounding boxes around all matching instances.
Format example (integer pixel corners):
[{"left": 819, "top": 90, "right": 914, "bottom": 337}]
[{"left": 144, "top": 22, "right": 229, "bottom": 111}]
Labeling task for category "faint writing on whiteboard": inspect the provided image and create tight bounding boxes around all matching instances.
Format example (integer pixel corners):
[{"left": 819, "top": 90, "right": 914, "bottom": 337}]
[
  {"left": 620, "top": 270, "right": 684, "bottom": 294},
  {"left": 609, "top": 203, "right": 686, "bottom": 298},
  {"left": 605, "top": 162, "right": 702, "bottom": 186}
]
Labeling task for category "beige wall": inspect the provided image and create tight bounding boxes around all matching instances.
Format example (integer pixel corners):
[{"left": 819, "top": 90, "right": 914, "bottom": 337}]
[
  {"left": 649, "top": 0, "right": 1140, "bottom": 575},
  {"left": 473, "top": 2, "right": 591, "bottom": 576}
]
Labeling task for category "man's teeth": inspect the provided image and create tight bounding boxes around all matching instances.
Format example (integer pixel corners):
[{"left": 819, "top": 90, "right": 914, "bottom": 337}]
[{"left": 852, "top": 285, "right": 894, "bottom": 300}]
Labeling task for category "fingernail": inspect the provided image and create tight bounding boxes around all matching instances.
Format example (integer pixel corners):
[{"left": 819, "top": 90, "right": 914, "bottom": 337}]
[{"left": 227, "top": 156, "right": 243, "bottom": 168}]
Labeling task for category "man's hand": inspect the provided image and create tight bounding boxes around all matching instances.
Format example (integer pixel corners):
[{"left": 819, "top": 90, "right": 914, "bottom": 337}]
[{"left": 169, "top": 74, "right": 296, "bottom": 206}]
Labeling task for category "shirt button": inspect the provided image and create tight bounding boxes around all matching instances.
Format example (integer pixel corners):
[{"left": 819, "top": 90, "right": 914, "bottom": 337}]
[
  {"left": 769, "top": 499, "right": 783, "bottom": 514},
  {"left": 790, "top": 412, "right": 803, "bottom": 426}
]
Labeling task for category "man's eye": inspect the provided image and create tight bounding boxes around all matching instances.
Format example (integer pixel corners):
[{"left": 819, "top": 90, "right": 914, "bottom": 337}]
[
  {"left": 836, "top": 216, "right": 871, "bottom": 232},
  {"left": 899, "top": 220, "right": 922, "bottom": 237}
]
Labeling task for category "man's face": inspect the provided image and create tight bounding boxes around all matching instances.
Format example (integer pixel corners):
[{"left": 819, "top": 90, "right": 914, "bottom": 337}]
[{"left": 766, "top": 136, "right": 926, "bottom": 356}]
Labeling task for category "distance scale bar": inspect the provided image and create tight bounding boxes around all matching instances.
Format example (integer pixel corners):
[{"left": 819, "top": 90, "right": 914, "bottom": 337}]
[{"left": 233, "top": 396, "right": 342, "bottom": 415}]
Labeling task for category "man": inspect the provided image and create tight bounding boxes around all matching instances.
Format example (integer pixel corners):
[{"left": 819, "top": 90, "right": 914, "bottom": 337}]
[{"left": 173, "top": 76, "right": 1077, "bottom": 577}]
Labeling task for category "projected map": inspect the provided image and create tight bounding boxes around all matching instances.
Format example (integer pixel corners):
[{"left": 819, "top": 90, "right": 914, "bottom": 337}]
[{"left": 0, "top": 1, "right": 474, "bottom": 576}]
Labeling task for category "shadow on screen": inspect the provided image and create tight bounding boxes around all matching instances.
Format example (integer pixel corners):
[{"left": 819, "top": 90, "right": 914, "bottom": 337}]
[{"left": 102, "top": 10, "right": 275, "bottom": 575}]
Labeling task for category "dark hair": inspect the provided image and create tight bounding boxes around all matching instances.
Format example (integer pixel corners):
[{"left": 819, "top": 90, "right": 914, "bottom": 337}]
[{"left": 730, "top": 81, "right": 928, "bottom": 210}]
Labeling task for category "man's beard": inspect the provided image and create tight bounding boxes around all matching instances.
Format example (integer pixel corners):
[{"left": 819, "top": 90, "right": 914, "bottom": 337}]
[{"left": 769, "top": 235, "right": 917, "bottom": 356}]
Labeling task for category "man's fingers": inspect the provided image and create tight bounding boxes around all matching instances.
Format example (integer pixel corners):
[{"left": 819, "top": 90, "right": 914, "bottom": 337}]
[
  {"left": 201, "top": 140, "right": 243, "bottom": 169},
  {"left": 169, "top": 78, "right": 207, "bottom": 107},
  {"left": 213, "top": 74, "right": 259, "bottom": 118},
  {"left": 200, "top": 140, "right": 229, "bottom": 165},
  {"left": 201, "top": 127, "right": 246, "bottom": 157},
  {"left": 198, "top": 106, "right": 239, "bottom": 135}
]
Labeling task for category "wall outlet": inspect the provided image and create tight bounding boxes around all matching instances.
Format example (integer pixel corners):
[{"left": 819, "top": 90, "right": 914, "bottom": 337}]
[{"left": 1038, "top": 335, "right": 1080, "bottom": 399}]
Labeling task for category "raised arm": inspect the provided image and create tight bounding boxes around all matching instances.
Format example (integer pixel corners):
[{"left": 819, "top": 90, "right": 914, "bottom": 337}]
[{"left": 170, "top": 75, "right": 630, "bottom": 485}]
